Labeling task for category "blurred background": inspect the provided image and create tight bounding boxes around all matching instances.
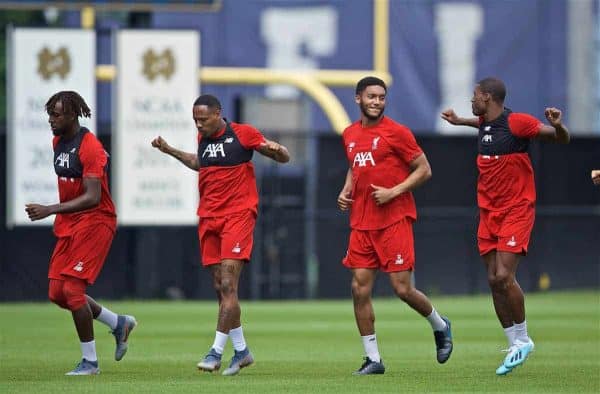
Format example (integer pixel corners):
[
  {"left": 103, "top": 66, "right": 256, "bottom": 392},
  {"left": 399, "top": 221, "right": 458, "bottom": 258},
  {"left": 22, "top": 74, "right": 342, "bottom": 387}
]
[{"left": 0, "top": 0, "right": 598, "bottom": 302}]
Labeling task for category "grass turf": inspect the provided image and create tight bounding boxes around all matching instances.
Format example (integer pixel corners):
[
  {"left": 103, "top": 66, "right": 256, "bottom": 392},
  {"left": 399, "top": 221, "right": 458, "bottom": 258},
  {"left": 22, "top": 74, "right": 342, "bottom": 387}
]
[{"left": 1, "top": 290, "right": 598, "bottom": 393}]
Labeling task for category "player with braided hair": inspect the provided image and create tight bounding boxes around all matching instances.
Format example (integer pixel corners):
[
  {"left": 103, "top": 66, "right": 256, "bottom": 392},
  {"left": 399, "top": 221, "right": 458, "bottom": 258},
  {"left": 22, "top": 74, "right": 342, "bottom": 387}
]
[{"left": 26, "top": 91, "right": 136, "bottom": 375}]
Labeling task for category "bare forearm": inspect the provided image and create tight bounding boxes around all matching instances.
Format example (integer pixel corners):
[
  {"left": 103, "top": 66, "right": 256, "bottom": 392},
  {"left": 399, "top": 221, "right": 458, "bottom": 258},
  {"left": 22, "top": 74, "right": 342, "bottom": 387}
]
[
  {"left": 271, "top": 146, "right": 290, "bottom": 163},
  {"left": 456, "top": 117, "right": 480, "bottom": 128},
  {"left": 342, "top": 168, "right": 353, "bottom": 191},
  {"left": 553, "top": 123, "right": 570, "bottom": 144},
  {"left": 49, "top": 194, "right": 100, "bottom": 215},
  {"left": 165, "top": 146, "right": 199, "bottom": 170},
  {"left": 391, "top": 165, "right": 431, "bottom": 196}
]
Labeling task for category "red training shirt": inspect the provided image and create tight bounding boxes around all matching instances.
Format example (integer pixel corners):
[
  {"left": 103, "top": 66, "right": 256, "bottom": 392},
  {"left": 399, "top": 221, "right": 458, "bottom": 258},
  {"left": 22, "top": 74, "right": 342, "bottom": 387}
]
[
  {"left": 196, "top": 122, "right": 266, "bottom": 218},
  {"left": 342, "top": 116, "right": 424, "bottom": 230}
]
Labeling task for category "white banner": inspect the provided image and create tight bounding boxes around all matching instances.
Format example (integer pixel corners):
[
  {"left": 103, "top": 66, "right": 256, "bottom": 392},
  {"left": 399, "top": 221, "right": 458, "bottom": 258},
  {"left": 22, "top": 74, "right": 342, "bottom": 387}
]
[
  {"left": 7, "top": 28, "right": 96, "bottom": 227},
  {"left": 115, "top": 30, "right": 199, "bottom": 225}
]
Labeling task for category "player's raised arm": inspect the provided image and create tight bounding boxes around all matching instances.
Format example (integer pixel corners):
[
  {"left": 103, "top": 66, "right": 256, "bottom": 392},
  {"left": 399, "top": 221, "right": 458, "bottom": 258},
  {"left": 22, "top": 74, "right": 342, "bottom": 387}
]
[
  {"left": 151, "top": 135, "right": 200, "bottom": 170},
  {"left": 256, "top": 138, "right": 290, "bottom": 163},
  {"left": 441, "top": 108, "right": 479, "bottom": 128},
  {"left": 536, "top": 107, "right": 570, "bottom": 144}
]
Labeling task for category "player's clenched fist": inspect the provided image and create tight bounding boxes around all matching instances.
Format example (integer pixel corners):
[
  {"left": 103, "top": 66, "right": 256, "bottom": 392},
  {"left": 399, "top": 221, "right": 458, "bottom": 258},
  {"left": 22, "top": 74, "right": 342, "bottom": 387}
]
[
  {"left": 337, "top": 189, "right": 353, "bottom": 211},
  {"left": 592, "top": 170, "right": 600, "bottom": 186},
  {"left": 151, "top": 136, "right": 171, "bottom": 153},
  {"left": 544, "top": 107, "right": 562, "bottom": 127},
  {"left": 440, "top": 108, "right": 460, "bottom": 125}
]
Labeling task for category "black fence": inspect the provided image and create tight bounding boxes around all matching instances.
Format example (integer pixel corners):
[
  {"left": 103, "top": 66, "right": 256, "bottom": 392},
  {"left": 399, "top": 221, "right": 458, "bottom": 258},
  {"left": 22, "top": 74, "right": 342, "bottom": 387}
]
[{"left": 1, "top": 133, "right": 599, "bottom": 301}]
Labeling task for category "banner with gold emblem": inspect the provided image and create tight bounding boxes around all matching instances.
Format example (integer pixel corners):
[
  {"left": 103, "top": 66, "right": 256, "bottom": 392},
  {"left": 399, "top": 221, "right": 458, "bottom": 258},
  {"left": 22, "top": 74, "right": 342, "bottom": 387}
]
[
  {"left": 114, "top": 30, "right": 199, "bottom": 225},
  {"left": 6, "top": 28, "right": 96, "bottom": 227}
]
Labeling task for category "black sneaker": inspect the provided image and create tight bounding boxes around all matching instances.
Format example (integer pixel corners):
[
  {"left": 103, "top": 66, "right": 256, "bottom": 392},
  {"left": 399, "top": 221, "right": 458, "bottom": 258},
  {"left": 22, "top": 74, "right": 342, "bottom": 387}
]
[
  {"left": 433, "top": 316, "right": 453, "bottom": 363},
  {"left": 352, "top": 357, "right": 385, "bottom": 375}
]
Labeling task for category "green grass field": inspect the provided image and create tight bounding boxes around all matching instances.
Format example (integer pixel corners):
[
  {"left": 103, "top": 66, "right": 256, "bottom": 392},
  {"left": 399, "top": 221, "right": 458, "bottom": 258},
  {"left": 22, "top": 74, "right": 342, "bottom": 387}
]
[{"left": 1, "top": 291, "right": 598, "bottom": 393}]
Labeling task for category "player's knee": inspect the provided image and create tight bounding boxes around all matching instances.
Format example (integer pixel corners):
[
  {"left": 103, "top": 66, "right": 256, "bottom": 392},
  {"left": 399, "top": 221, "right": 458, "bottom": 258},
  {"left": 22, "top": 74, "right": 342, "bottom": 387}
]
[
  {"left": 62, "top": 277, "right": 88, "bottom": 311},
  {"left": 351, "top": 281, "right": 370, "bottom": 301},
  {"left": 220, "top": 277, "right": 236, "bottom": 297},
  {"left": 48, "top": 280, "right": 68, "bottom": 309},
  {"left": 488, "top": 272, "right": 512, "bottom": 290},
  {"left": 392, "top": 284, "right": 412, "bottom": 301}
]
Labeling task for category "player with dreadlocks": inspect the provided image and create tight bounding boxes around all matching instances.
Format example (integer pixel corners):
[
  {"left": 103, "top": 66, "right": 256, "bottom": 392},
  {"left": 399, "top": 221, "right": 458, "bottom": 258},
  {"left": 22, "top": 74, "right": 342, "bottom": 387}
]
[{"left": 25, "top": 91, "right": 136, "bottom": 375}]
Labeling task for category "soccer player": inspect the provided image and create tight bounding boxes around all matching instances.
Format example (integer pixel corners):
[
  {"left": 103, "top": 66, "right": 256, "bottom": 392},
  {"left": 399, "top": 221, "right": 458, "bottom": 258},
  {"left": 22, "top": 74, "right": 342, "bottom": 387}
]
[
  {"left": 440, "top": 77, "right": 570, "bottom": 375},
  {"left": 337, "top": 76, "right": 453, "bottom": 375},
  {"left": 151, "top": 94, "right": 289, "bottom": 376},
  {"left": 25, "top": 91, "right": 136, "bottom": 375}
]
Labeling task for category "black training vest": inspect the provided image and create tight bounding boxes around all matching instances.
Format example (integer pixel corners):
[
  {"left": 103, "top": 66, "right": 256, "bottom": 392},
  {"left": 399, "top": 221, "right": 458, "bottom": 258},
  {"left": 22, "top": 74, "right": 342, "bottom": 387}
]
[
  {"left": 197, "top": 121, "right": 253, "bottom": 168},
  {"left": 53, "top": 127, "right": 90, "bottom": 178},
  {"left": 478, "top": 108, "right": 529, "bottom": 156}
]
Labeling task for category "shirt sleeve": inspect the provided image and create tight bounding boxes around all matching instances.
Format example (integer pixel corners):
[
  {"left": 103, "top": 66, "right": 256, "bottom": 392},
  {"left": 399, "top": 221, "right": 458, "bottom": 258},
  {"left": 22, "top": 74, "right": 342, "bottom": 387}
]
[
  {"left": 387, "top": 125, "right": 424, "bottom": 164},
  {"left": 508, "top": 113, "right": 543, "bottom": 139},
  {"left": 80, "top": 134, "right": 108, "bottom": 178},
  {"left": 234, "top": 123, "right": 267, "bottom": 150}
]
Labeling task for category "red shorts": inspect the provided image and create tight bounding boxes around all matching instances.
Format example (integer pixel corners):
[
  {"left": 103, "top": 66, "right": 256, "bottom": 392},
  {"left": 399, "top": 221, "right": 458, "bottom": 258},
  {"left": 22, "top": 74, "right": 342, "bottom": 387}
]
[
  {"left": 478, "top": 203, "right": 535, "bottom": 256},
  {"left": 198, "top": 209, "right": 256, "bottom": 266},
  {"left": 342, "top": 218, "right": 415, "bottom": 273},
  {"left": 48, "top": 223, "right": 115, "bottom": 285}
]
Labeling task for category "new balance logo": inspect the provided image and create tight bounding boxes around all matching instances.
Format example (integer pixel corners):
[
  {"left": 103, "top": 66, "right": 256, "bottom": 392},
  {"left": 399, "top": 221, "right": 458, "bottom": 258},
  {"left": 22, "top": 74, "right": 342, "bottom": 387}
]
[
  {"left": 232, "top": 243, "right": 241, "bottom": 253},
  {"left": 395, "top": 254, "right": 404, "bottom": 265},
  {"left": 224, "top": 137, "right": 234, "bottom": 144},
  {"left": 70, "top": 148, "right": 76, "bottom": 153},
  {"left": 73, "top": 261, "right": 84, "bottom": 272},
  {"left": 482, "top": 134, "right": 493, "bottom": 143},
  {"left": 484, "top": 126, "right": 491, "bottom": 131},
  {"left": 55, "top": 152, "right": 70, "bottom": 168},
  {"left": 352, "top": 151, "right": 376, "bottom": 167},
  {"left": 202, "top": 143, "right": 226, "bottom": 158},
  {"left": 506, "top": 236, "right": 516, "bottom": 247},
  {"left": 348, "top": 142, "right": 356, "bottom": 152}
]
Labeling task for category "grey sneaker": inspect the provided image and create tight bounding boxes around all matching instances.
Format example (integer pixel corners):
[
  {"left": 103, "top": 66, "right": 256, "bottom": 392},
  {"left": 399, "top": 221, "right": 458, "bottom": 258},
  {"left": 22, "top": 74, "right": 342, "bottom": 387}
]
[
  {"left": 434, "top": 316, "right": 453, "bottom": 364},
  {"left": 353, "top": 357, "right": 385, "bottom": 375},
  {"left": 65, "top": 358, "right": 100, "bottom": 376},
  {"left": 222, "top": 348, "right": 254, "bottom": 376},
  {"left": 112, "top": 315, "right": 137, "bottom": 361},
  {"left": 197, "top": 348, "right": 222, "bottom": 372}
]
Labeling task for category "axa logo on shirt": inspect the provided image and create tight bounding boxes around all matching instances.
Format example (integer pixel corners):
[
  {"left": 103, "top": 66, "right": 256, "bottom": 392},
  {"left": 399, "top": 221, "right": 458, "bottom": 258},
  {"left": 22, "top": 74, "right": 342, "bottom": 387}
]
[
  {"left": 352, "top": 151, "right": 376, "bottom": 167},
  {"left": 55, "top": 152, "right": 70, "bottom": 168},
  {"left": 202, "top": 143, "right": 226, "bottom": 158}
]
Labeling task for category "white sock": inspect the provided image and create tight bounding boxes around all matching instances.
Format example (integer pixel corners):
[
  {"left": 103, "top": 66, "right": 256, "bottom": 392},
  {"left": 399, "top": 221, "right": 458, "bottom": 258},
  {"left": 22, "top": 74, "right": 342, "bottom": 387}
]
[
  {"left": 97, "top": 307, "right": 119, "bottom": 330},
  {"left": 81, "top": 340, "right": 97, "bottom": 362},
  {"left": 503, "top": 325, "right": 516, "bottom": 347},
  {"left": 514, "top": 320, "right": 530, "bottom": 343},
  {"left": 361, "top": 334, "right": 381, "bottom": 363},
  {"left": 229, "top": 326, "right": 247, "bottom": 352},
  {"left": 426, "top": 308, "right": 447, "bottom": 331},
  {"left": 211, "top": 331, "right": 228, "bottom": 354}
]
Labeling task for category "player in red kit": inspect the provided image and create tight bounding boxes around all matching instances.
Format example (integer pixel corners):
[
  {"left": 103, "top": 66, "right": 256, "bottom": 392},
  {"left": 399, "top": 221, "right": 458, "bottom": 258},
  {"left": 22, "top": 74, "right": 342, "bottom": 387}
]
[
  {"left": 441, "top": 77, "right": 570, "bottom": 375},
  {"left": 338, "top": 77, "right": 453, "bottom": 375},
  {"left": 151, "top": 94, "right": 289, "bottom": 376},
  {"left": 25, "top": 91, "right": 136, "bottom": 375}
]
